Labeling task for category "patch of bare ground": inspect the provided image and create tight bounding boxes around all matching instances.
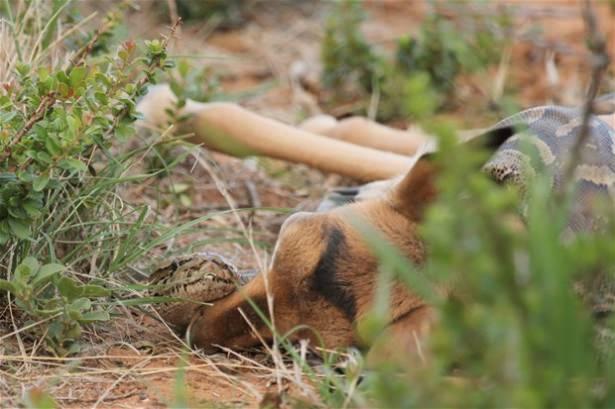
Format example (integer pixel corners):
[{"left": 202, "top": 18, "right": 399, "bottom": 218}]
[{"left": 2, "top": 312, "right": 327, "bottom": 408}]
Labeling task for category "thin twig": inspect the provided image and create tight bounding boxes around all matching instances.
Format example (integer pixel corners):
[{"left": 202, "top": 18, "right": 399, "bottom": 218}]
[
  {"left": 560, "top": 0, "right": 610, "bottom": 191},
  {"left": 67, "top": 19, "right": 113, "bottom": 68},
  {"left": 0, "top": 313, "right": 62, "bottom": 342},
  {"left": 165, "top": 0, "right": 182, "bottom": 38},
  {"left": 0, "top": 93, "right": 55, "bottom": 163}
]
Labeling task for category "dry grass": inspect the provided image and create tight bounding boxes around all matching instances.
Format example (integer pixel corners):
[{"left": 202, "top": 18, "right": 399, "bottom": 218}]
[
  {"left": 0, "top": 0, "right": 101, "bottom": 83},
  {"left": 1, "top": 311, "right": 339, "bottom": 407}
]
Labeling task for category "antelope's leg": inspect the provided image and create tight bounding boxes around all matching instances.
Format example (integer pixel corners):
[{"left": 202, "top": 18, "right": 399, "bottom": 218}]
[
  {"left": 300, "top": 115, "right": 430, "bottom": 156},
  {"left": 137, "top": 85, "right": 413, "bottom": 181}
]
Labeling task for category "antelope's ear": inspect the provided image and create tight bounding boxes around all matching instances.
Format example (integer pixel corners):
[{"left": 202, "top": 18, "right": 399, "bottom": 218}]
[
  {"left": 389, "top": 126, "right": 516, "bottom": 220},
  {"left": 389, "top": 154, "right": 439, "bottom": 221},
  {"left": 462, "top": 125, "right": 517, "bottom": 153}
]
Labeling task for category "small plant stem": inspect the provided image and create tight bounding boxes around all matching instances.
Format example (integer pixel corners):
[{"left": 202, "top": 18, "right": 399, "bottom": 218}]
[{"left": 560, "top": 0, "right": 610, "bottom": 193}]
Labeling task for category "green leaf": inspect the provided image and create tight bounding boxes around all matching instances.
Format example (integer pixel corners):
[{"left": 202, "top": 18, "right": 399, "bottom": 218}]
[
  {"left": 15, "top": 63, "right": 30, "bottom": 77},
  {"left": 69, "top": 67, "right": 87, "bottom": 88},
  {"left": 57, "top": 276, "right": 83, "bottom": 301},
  {"left": 0, "top": 279, "right": 17, "bottom": 294},
  {"left": 56, "top": 70, "right": 69, "bottom": 85},
  {"left": 32, "top": 263, "right": 65, "bottom": 286},
  {"left": 32, "top": 174, "right": 50, "bottom": 192},
  {"left": 44, "top": 137, "right": 62, "bottom": 156},
  {"left": 7, "top": 206, "right": 27, "bottom": 219},
  {"left": 70, "top": 297, "right": 91, "bottom": 312},
  {"left": 57, "top": 82, "right": 69, "bottom": 97},
  {"left": 60, "top": 158, "right": 87, "bottom": 172},
  {"left": 66, "top": 114, "right": 81, "bottom": 136},
  {"left": 15, "top": 257, "right": 39, "bottom": 282},
  {"left": 36, "top": 151, "right": 53, "bottom": 164},
  {"left": 38, "top": 67, "right": 50, "bottom": 81},
  {"left": 115, "top": 122, "right": 135, "bottom": 140},
  {"left": 170, "top": 183, "right": 190, "bottom": 193},
  {"left": 179, "top": 194, "right": 192, "bottom": 207},
  {"left": 23, "top": 200, "right": 42, "bottom": 218},
  {"left": 80, "top": 284, "right": 111, "bottom": 298},
  {"left": 67, "top": 307, "right": 83, "bottom": 321},
  {"left": 94, "top": 72, "right": 111, "bottom": 87},
  {"left": 94, "top": 91, "right": 108, "bottom": 105},
  {"left": 66, "top": 342, "right": 82, "bottom": 355},
  {"left": 80, "top": 310, "right": 110, "bottom": 322},
  {"left": 8, "top": 218, "right": 30, "bottom": 239}
]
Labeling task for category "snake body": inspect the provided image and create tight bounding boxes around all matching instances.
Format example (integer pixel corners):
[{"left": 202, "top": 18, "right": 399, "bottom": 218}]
[
  {"left": 148, "top": 252, "right": 255, "bottom": 329},
  {"left": 482, "top": 100, "right": 615, "bottom": 233},
  {"left": 481, "top": 98, "right": 615, "bottom": 351}
]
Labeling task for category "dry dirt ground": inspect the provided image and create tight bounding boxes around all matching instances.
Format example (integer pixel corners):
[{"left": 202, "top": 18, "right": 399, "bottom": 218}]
[{"left": 1, "top": 1, "right": 614, "bottom": 408}]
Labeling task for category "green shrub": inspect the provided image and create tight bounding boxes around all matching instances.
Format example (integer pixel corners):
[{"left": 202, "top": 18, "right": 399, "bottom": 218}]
[
  {"left": 0, "top": 257, "right": 110, "bottom": 353},
  {"left": 336, "top": 121, "right": 615, "bottom": 406},
  {"left": 0, "top": 1, "right": 175, "bottom": 354},
  {"left": 321, "top": 1, "right": 510, "bottom": 120},
  {"left": 155, "top": 0, "right": 246, "bottom": 29},
  {"left": 321, "top": 0, "right": 381, "bottom": 94},
  {"left": 169, "top": 59, "right": 221, "bottom": 105}
]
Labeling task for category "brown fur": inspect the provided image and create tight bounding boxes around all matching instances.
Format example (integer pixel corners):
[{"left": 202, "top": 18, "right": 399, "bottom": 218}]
[{"left": 187, "top": 159, "right": 440, "bottom": 357}]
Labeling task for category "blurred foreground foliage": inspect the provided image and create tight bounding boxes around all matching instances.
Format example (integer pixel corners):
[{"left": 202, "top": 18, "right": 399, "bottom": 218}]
[{"left": 335, "top": 119, "right": 615, "bottom": 406}]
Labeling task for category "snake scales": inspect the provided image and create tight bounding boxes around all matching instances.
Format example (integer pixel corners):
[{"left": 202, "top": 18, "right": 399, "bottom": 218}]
[
  {"left": 479, "top": 96, "right": 615, "bottom": 355},
  {"left": 481, "top": 95, "right": 615, "bottom": 233}
]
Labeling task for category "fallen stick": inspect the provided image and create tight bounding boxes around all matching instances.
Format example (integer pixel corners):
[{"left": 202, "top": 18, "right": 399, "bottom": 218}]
[{"left": 137, "top": 85, "right": 418, "bottom": 181}]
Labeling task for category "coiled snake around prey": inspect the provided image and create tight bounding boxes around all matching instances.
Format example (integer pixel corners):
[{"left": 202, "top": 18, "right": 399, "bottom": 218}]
[{"left": 149, "top": 96, "right": 615, "bottom": 348}]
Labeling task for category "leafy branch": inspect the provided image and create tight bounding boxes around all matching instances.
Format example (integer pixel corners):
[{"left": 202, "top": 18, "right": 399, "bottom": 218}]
[
  {"left": 0, "top": 16, "right": 116, "bottom": 164},
  {"left": 100, "top": 18, "right": 182, "bottom": 141}
]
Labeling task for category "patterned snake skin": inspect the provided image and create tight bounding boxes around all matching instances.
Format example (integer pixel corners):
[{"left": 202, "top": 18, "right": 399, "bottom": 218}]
[
  {"left": 477, "top": 95, "right": 615, "bottom": 354},
  {"left": 481, "top": 95, "right": 615, "bottom": 233}
]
